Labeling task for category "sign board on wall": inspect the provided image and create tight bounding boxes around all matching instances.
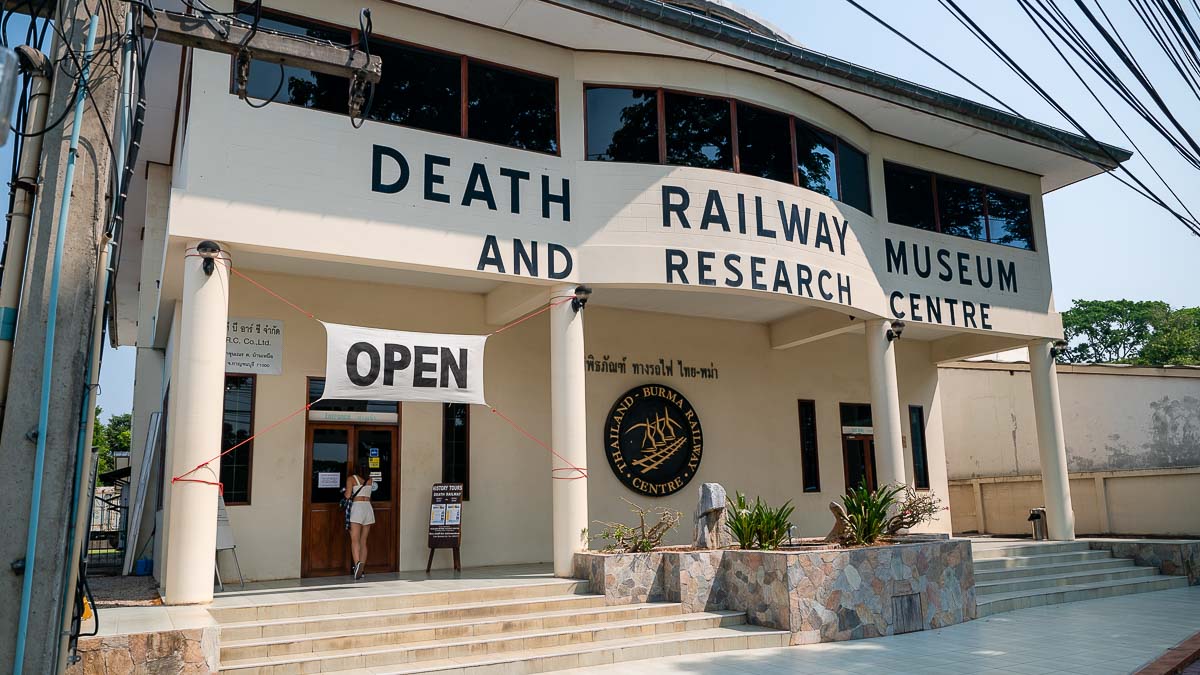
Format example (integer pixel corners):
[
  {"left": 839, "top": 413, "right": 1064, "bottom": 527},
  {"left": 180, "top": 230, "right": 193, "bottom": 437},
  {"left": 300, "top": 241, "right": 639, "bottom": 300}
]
[{"left": 226, "top": 318, "right": 283, "bottom": 374}]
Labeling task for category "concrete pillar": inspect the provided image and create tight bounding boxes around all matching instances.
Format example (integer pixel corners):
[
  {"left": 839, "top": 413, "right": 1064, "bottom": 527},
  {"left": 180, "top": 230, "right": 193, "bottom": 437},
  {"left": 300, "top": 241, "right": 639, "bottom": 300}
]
[
  {"left": 865, "top": 319, "right": 906, "bottom": 487},
  {"left": 163, "top": 243, "right": 230, "bottom": 604},
  {"left": 549, "top": 284, "right": 589, "bottom": 577},
  {"left": 1029, "top": 339, "right": 1075, "bottom": 540}
]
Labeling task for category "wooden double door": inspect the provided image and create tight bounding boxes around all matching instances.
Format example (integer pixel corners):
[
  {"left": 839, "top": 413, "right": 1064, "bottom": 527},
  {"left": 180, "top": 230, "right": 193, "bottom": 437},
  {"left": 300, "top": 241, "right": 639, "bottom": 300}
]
[
  {"left": 842, "top": 434, "right": 878, "bottom": 492},
  {"left": 301, "top": 424, "right": 399, "bottom": 577}
]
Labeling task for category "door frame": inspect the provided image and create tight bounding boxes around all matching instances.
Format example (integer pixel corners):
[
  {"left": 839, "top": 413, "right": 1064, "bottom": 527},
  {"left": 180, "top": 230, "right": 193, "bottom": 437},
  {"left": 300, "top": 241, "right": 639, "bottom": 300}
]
[
  {"left": 841, "top": 433, "right": 877, "bottom": 492},
  {"left": 300, "top": 419, "right": 402, "bottom": 577}
]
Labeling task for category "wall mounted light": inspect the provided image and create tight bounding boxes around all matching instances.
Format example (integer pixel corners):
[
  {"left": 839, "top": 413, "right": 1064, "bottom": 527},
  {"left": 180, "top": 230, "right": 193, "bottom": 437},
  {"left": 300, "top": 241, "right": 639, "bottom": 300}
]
[
  {"left": 886, "top": 320, "right": 906, "bottom": 342},
  {"left": 1049, "top": 339, "right": 1069, "bottom": 358},
  {"left": 196, "top": 240, "right": 222, "bottom": 276},
  {"left": 571, "top": 285, "right": 592, "bottom": 313}
]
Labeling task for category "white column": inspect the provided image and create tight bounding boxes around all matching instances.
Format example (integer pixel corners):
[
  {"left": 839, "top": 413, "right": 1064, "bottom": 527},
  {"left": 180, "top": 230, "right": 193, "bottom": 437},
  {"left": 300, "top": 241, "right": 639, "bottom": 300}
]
[
  {"left": 1028, "top": 339, "right": 1076, "bottom": 541},
  {"left": 550, "top": 284, "right": 589, "bottom": 577},
  {"left": 865, "top": 319, "right": 906, "bottom": 487},
  {"left": 163, "top": 243, "right": 230, "bottom": 604}
]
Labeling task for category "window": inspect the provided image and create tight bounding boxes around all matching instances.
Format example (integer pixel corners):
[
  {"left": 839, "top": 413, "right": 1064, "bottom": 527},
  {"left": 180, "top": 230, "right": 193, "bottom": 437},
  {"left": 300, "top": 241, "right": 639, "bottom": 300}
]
[
  {"left": 839, "top": 402, "right": 873, "bottom": 429},
  {"left": 795, "top": 121, "right": 839, "bottom": 199},
  {"left": 736, "top": 103, "right": 791, "bottom": 183},
  {"left": 237, "top": 10, "right": 350, "bottom": 113},
  {"left": 220, "top": 375, "right": 255, "bottom": 504},
  {"left": 467, "top": 62, "right": 558, "bottom": 154},
  {"left": 307, "top": 378, "right": 398, "bottom": 414},
  {"left": 937, "top": 177, "right": 987, "bottom": 241},
  {"left": 370, "top": 41, "right": 461, "bottom": 135},
  {"left": 838, "top": 143, "right": 871, "bottom": 214},
  {"left": 442, "top": 403, "right": 470, "bottom": 500},
  {"left": 797, "top": 400, "right": 820, "bottom": 492},
  {"left": 884, "top": 162, "right": 936, "bottom": 231},
  {"left": 585, "top": 87, "right": 659, "bottom": 163},
  {"left": 664, "top": 92, "right": 732, "bottom": 170},
  {"left": 909, "top": 405, "right": 930, "bottom": 490},
  {"left": 885, "top": 162, "right": 1036, "bottom": 250},
  {"left": 986, "top": 189, "right": 1034, "bottom": 250}
]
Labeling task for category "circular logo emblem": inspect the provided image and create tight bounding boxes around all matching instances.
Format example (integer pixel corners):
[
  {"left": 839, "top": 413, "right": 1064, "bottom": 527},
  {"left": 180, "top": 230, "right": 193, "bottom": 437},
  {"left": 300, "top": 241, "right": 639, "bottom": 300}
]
[{"left": 604, "top": 384, "right": 703, "bottom": 497}]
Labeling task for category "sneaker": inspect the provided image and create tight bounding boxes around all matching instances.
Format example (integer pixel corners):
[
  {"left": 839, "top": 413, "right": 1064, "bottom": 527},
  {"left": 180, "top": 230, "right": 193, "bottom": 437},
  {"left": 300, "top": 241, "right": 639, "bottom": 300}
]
[{"left": 353, "top": 561, "right": 364, "bottom": 580}]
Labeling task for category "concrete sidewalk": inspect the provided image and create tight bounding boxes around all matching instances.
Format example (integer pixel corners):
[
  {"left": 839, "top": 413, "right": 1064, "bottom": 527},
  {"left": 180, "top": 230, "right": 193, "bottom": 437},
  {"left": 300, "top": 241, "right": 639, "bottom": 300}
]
[{"left": 571, "top": 585, "right": 1200, "bottom": 675}]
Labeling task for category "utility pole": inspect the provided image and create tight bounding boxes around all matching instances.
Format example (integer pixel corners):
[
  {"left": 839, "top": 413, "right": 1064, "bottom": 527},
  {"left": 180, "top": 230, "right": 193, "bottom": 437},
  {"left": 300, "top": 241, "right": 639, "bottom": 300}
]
[{"left": 0, "top": 2, "right": 381, "bottom": 673}]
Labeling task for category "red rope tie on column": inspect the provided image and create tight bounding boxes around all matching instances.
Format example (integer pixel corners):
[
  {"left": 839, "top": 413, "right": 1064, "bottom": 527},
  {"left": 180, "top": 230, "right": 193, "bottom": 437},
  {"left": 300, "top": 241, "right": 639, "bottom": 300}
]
[
  {"left": 490, "top": 407, "right": 588, "bottom": 480},
  {"left": 171, "top": 403, "right": 314, "bottom": 492}
]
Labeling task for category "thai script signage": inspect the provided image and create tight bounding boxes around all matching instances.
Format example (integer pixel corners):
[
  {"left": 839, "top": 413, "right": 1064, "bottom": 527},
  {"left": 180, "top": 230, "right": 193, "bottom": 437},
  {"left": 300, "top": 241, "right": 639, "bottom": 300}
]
[
  {"left": 604, "top": 384, "right": 703, "bottom": 497},
  {"left": 586, "top": 355, "right": 720, "bottom": 381},
  {"left": 226, "top": 318, "right": 283, "bottom": 375}
]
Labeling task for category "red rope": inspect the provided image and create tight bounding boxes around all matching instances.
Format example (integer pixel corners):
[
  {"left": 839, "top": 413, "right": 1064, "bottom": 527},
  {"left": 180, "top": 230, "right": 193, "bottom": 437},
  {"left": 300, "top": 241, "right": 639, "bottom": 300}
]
[
  {"left": 490, "top": 407, "right": 588, "bottom": 480},
  {"left": 489, "top": 296, "right": 573, "bottom": 336},
  {"left": 172, "top": 403, "right": 313, "bottom": 491}
]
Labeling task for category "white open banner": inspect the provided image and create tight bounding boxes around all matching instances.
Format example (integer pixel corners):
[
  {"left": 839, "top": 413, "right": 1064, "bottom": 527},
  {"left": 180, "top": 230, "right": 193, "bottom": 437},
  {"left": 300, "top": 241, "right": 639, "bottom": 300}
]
[{"left": 321, "top": 322, "right": 488, "bottom": 405}]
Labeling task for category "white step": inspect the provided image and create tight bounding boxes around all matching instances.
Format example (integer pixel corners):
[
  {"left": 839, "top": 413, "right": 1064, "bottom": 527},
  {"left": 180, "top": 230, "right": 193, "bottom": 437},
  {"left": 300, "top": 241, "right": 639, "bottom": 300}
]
[
  {"left": 976, "top": 565, "right": 1158, "bottom": 595},
  {"left": 327, "top": 624, "right": 790, "bottom": 675},
  {"left": 971, "top": 541, "right": 1091, "bottom": 559},
  {"left": 219, "top": 602, "right": 683, "bottom": 661},
  {"left": 218, "top": 610, "right": 752, "bottom": 673},
  {"left": 973, "top": 549, "right": 1113, "bottom": 571},
  {"left": 976, "top": 574, "right": 1189, "bottom": 616},
  {"left": 974, "top": 556, "right": 1136, "bottom": 582}
]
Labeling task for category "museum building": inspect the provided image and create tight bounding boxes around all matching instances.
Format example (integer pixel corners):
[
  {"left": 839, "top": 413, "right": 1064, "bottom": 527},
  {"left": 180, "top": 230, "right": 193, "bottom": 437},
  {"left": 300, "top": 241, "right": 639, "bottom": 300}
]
[{"left": 112, "top": 0, "right": 1131, "bottom": 604}]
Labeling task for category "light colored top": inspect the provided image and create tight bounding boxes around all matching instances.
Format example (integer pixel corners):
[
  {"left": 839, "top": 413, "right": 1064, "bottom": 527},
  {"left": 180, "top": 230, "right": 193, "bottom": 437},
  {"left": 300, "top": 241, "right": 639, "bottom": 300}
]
[{"left": 347, "top": 475, "right": 377, "bottom": 502}]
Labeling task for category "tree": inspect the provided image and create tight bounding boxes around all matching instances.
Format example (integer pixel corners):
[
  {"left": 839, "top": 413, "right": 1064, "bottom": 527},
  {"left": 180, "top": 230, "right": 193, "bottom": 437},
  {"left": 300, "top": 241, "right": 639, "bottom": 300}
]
[
  {"left": 93, "top": 406, "right": 112, "bottom": 478},
  {"left": 104, "top": 412, "right": 132, "bottom": 456},
  {"left": 1060, "top": 300, "right": 1200, "bottom": 365}
]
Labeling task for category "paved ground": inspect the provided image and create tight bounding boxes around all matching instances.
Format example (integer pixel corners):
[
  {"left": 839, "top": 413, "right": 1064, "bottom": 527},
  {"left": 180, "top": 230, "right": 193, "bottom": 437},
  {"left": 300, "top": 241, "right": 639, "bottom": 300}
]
[{"left": 572, "top": 585, "right": 1200, "bottom": 675}]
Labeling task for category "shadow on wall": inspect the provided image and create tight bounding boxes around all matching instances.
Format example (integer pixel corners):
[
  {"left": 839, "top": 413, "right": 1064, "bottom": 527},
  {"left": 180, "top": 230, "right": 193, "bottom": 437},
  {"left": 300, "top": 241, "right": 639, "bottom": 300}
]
[{"left": 1068, "top": 396, "right": 1200, "bottom": 471}]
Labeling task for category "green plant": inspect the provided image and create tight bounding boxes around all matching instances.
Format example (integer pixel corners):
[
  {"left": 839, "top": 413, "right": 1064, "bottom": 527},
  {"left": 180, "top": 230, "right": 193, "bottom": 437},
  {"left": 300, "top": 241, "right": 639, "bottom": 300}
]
[
  {"left": 726, "top": 492, "right": 795, "bottom": 550},
  {"left": 591, "top": 499, "right": 681, "bottom": 553},
  {"left": 886, "top": 485, "right": 945, "bottom": 534},
  {"left": 839, "top": 482, "right": 903, "bottom": 546}
]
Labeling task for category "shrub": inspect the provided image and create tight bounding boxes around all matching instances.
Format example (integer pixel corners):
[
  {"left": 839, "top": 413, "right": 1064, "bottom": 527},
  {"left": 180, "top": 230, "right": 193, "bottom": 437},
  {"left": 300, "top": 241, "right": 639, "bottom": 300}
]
[
  {"left": 886, "top": 485, "right": 945, "bottom": 534},
  {"left": 839, "top": 483, "right": 903, "bottom": 546},
  {"left": 726, "top": 492, "right": 795, "bottom": 550},
  {"left": 592, "top": 499, "right": 681, "bottom": 553}
]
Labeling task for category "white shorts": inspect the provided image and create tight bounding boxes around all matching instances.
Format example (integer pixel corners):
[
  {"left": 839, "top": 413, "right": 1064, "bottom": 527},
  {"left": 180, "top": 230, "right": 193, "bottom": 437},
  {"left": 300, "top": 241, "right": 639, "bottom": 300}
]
[{"left": 349, "top": 501, "right": 375, "bottom": 526}]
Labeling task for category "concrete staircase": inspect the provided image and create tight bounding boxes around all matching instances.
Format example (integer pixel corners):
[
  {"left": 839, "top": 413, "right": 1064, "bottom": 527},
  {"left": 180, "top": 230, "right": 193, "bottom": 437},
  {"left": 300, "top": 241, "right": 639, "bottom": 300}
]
[
  {"left": 212, "top": 578, "right": 788, "bottom": 674},
  {"left": 974, "top": 541, "right": 1188, "bottom": 617}
]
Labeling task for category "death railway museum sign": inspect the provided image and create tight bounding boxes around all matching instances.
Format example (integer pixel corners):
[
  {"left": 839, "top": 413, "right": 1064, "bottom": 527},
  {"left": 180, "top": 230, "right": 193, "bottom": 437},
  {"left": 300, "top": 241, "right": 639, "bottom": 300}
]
[{"left": 605, "top": 384, "right": 703, "bottom": 497}]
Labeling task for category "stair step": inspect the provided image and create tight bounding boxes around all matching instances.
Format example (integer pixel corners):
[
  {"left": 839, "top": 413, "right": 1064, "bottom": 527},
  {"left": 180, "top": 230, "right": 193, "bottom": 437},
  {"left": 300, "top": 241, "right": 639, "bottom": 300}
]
[
  {"left": 219, "top": 610, "right": 748, "bottom": 672},
  {"left": 321, "top": 624, "right": 789, "bottom": 675},
  {"left": 974, "top": 556, "right": 1135, "bottom": 582},
  {"left": 209, "top": 579, "right": 589, "bottom": 624},
  {"left": 219, "top": 602, "right": 684, "bottom": 661},
  {"left": 972, "top": 549, "right": 1113, "bottom": 570},
  {"left": 218, "top": 593, "right": 607, "bottom": 642},
  {"left": 976, "top": 566, "right": 1158, "bottom": 595},
  {"left": 976, "top": 575, "right": 1189, "bottom": 617},
  {"left": 971, "top": 541, "right": 1091, "bottom": 559}
]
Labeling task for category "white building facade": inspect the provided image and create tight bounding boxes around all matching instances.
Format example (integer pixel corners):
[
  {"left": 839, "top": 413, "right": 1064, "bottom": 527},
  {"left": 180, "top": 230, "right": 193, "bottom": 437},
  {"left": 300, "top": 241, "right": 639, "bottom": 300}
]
[{"left": 113, "top": 0, "right": 1130, "bottom": 604}]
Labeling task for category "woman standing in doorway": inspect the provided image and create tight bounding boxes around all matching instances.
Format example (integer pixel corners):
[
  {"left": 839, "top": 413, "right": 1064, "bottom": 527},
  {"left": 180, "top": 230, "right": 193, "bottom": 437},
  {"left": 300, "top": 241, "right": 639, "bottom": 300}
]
[{"left": 345, "top": 473, "right": 377, "bottom": 580}]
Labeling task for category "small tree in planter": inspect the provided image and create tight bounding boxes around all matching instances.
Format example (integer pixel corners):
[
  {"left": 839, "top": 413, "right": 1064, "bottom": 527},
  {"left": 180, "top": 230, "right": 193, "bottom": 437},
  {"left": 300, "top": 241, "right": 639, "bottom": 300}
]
[
  {"left": 837, "top": 483, "right": 944, "bottom": 546},
  {"left": 887, "top": 485, "right": 945, "bottom": 535},
  {"left": 591, "top": 499, "right": 682, "bottom": 553}
]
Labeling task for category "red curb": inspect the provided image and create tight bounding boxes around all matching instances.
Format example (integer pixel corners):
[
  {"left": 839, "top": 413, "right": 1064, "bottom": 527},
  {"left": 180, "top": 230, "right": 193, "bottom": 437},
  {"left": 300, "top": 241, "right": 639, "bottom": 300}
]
[{"left": 1136, "top": 632, "right": 1200, "bottom": 675}]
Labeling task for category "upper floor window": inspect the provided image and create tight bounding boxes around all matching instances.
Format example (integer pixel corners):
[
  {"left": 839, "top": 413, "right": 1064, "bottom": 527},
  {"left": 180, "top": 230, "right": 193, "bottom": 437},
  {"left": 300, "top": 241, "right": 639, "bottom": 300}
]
[
  {"left": 584, "top": 86, "right": 872, "bottom": 214},
  {"left": 233, "top": 8, "right": 559, "bottom": 155},
  {"left": 883, "top": 161, "right": 1034, "bottom": 250}
]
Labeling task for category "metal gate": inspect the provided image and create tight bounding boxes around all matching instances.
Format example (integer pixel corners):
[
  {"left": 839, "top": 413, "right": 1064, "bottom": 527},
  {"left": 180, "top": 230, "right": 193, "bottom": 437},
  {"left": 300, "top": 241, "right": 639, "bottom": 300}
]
[{"left": 86, "top": 469, "right": 130, "bottom": 575}]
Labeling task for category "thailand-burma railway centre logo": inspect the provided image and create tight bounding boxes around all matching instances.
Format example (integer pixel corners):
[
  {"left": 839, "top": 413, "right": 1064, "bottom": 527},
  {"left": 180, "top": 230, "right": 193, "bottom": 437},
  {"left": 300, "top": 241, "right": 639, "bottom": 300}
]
[{"left": 604, "top": 384, "right": 703, "bottom": 497}]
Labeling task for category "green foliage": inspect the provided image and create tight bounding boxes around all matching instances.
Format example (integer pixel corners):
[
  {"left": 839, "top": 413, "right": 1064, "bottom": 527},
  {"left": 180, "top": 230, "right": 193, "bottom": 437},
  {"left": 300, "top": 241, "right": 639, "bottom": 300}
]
[
  {"left": 1061, "top": 300, "right": 1199, "bottom": 365},
  {"left": 592, "top": 499, "right": 681, "bottom": 553},
  {"left": 839, "top": 483, "right": 903, "bottom": 546},
  {"left": 93, "top": 406, "right": 113, "bottom": 478},
  {"left": 725, "top": 492, "right": 795, "bottom": 550}
]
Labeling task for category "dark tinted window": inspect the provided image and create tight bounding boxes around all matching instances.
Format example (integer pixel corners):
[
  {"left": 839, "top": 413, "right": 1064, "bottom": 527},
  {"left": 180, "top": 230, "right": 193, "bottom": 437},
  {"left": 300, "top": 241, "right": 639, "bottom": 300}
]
[
  {"left": 736, "top": 103, "right": 791, "bottom": 182},
  {"left": 988, "top": 189, "right": 1034, "bottom": 250},
  {"left": 838, "top": 142, "right": 871, "bottom": 214},
  {"left": 220, "top": 375, "right": 255, "bottom": 504},
  {"left": 798, "top": 400, "right": 820, "bottom": 493},
  {"left": 238, "top": 12, "right": 350, "bottom": 113},
  {"left": 308, "top": 378, "right": 398, "bottom": 414},
  {"left": 370, "top": 41, "right": 461, "bottom": 135},
  {"left": 796, "top": 121, "right": 839, "bottom": 199},
  {"left": 664, "top": 92, "right": 732, "bottom": 170},
  {"left": 909, "top": 405, "right": 930, "bottom": 490},
  {"left": 467, "top": 62, "right": 557, "bottom": 153},
  {"left": 442, "top": 403, "right": 470, "bottom": 500},
  {"left": 937, "top": 177, "right": 987, "bottom": 241},
  {"left": 839, "top": 402, "right": 873, "bottom": 429},
  {"left": 586, "top": 87, "right": 658, "bottom": 163},
  {"left": 884, "top": 163, "right": 936, "bottom": 231}
]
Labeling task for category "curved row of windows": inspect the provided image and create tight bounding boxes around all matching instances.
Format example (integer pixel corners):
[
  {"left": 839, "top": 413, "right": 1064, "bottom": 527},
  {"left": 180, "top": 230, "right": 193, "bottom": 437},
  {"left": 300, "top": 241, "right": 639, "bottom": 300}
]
[{"left": 233, "top": 9, "right": 1034, "bottom": 251}]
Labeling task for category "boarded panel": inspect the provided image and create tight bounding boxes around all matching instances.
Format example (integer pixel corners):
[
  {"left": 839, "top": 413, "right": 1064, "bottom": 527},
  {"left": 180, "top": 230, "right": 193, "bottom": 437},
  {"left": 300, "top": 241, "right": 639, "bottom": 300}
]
[{"left": 892, "top": 593, "right": 924, "bottom": 634}]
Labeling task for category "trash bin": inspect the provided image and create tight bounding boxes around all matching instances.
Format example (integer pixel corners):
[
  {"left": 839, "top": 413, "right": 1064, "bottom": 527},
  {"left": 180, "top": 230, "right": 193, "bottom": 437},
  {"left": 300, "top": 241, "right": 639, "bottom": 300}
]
[{"left": 1028, "top": 507, "right": 1047, "bottom": 541}]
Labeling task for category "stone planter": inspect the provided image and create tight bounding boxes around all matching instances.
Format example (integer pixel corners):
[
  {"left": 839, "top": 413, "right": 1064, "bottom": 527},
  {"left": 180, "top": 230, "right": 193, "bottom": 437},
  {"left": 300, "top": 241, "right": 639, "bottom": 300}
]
[
  {"left": 575, "top": 536, "right": 975, "bottom": 645},
  {"left": 1087, "top": 539, "right": 1200, "bottom": 585}
]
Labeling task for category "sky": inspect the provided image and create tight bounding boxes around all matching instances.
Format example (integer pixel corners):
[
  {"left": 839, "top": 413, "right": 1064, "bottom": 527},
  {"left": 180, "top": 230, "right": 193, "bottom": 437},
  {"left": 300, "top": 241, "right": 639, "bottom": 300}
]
[{"left": 4, "top": 1, "right": 1199, "bottom": 420}]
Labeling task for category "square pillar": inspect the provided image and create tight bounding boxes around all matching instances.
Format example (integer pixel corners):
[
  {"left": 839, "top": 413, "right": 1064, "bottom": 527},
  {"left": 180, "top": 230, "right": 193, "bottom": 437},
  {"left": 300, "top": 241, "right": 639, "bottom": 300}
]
[
  {"left": 866, "top": 319, "right": 906, "bottom": 487},
  {"left": 549, "top": 285, "right": 589, "bottom": 576},
  {"left": 1028, "top": 338, "right": 1075, "bottom": 540}
]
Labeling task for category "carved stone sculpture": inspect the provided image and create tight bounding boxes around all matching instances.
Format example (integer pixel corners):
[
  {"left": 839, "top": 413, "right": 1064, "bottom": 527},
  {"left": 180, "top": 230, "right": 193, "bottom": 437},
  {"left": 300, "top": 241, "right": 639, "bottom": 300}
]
[
  {"left": 694, "top": 482, "right": 728, "bottom": 549},
  {"left": 825, "top": 501, "right": 851, "bottom": 544}
]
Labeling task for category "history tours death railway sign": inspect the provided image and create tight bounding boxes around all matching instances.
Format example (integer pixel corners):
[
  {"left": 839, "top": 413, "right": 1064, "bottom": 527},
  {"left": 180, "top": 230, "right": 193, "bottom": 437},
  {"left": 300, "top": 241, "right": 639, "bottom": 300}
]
[{"left": 605, "top": 384, "right": 703, "bottom": 497}]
